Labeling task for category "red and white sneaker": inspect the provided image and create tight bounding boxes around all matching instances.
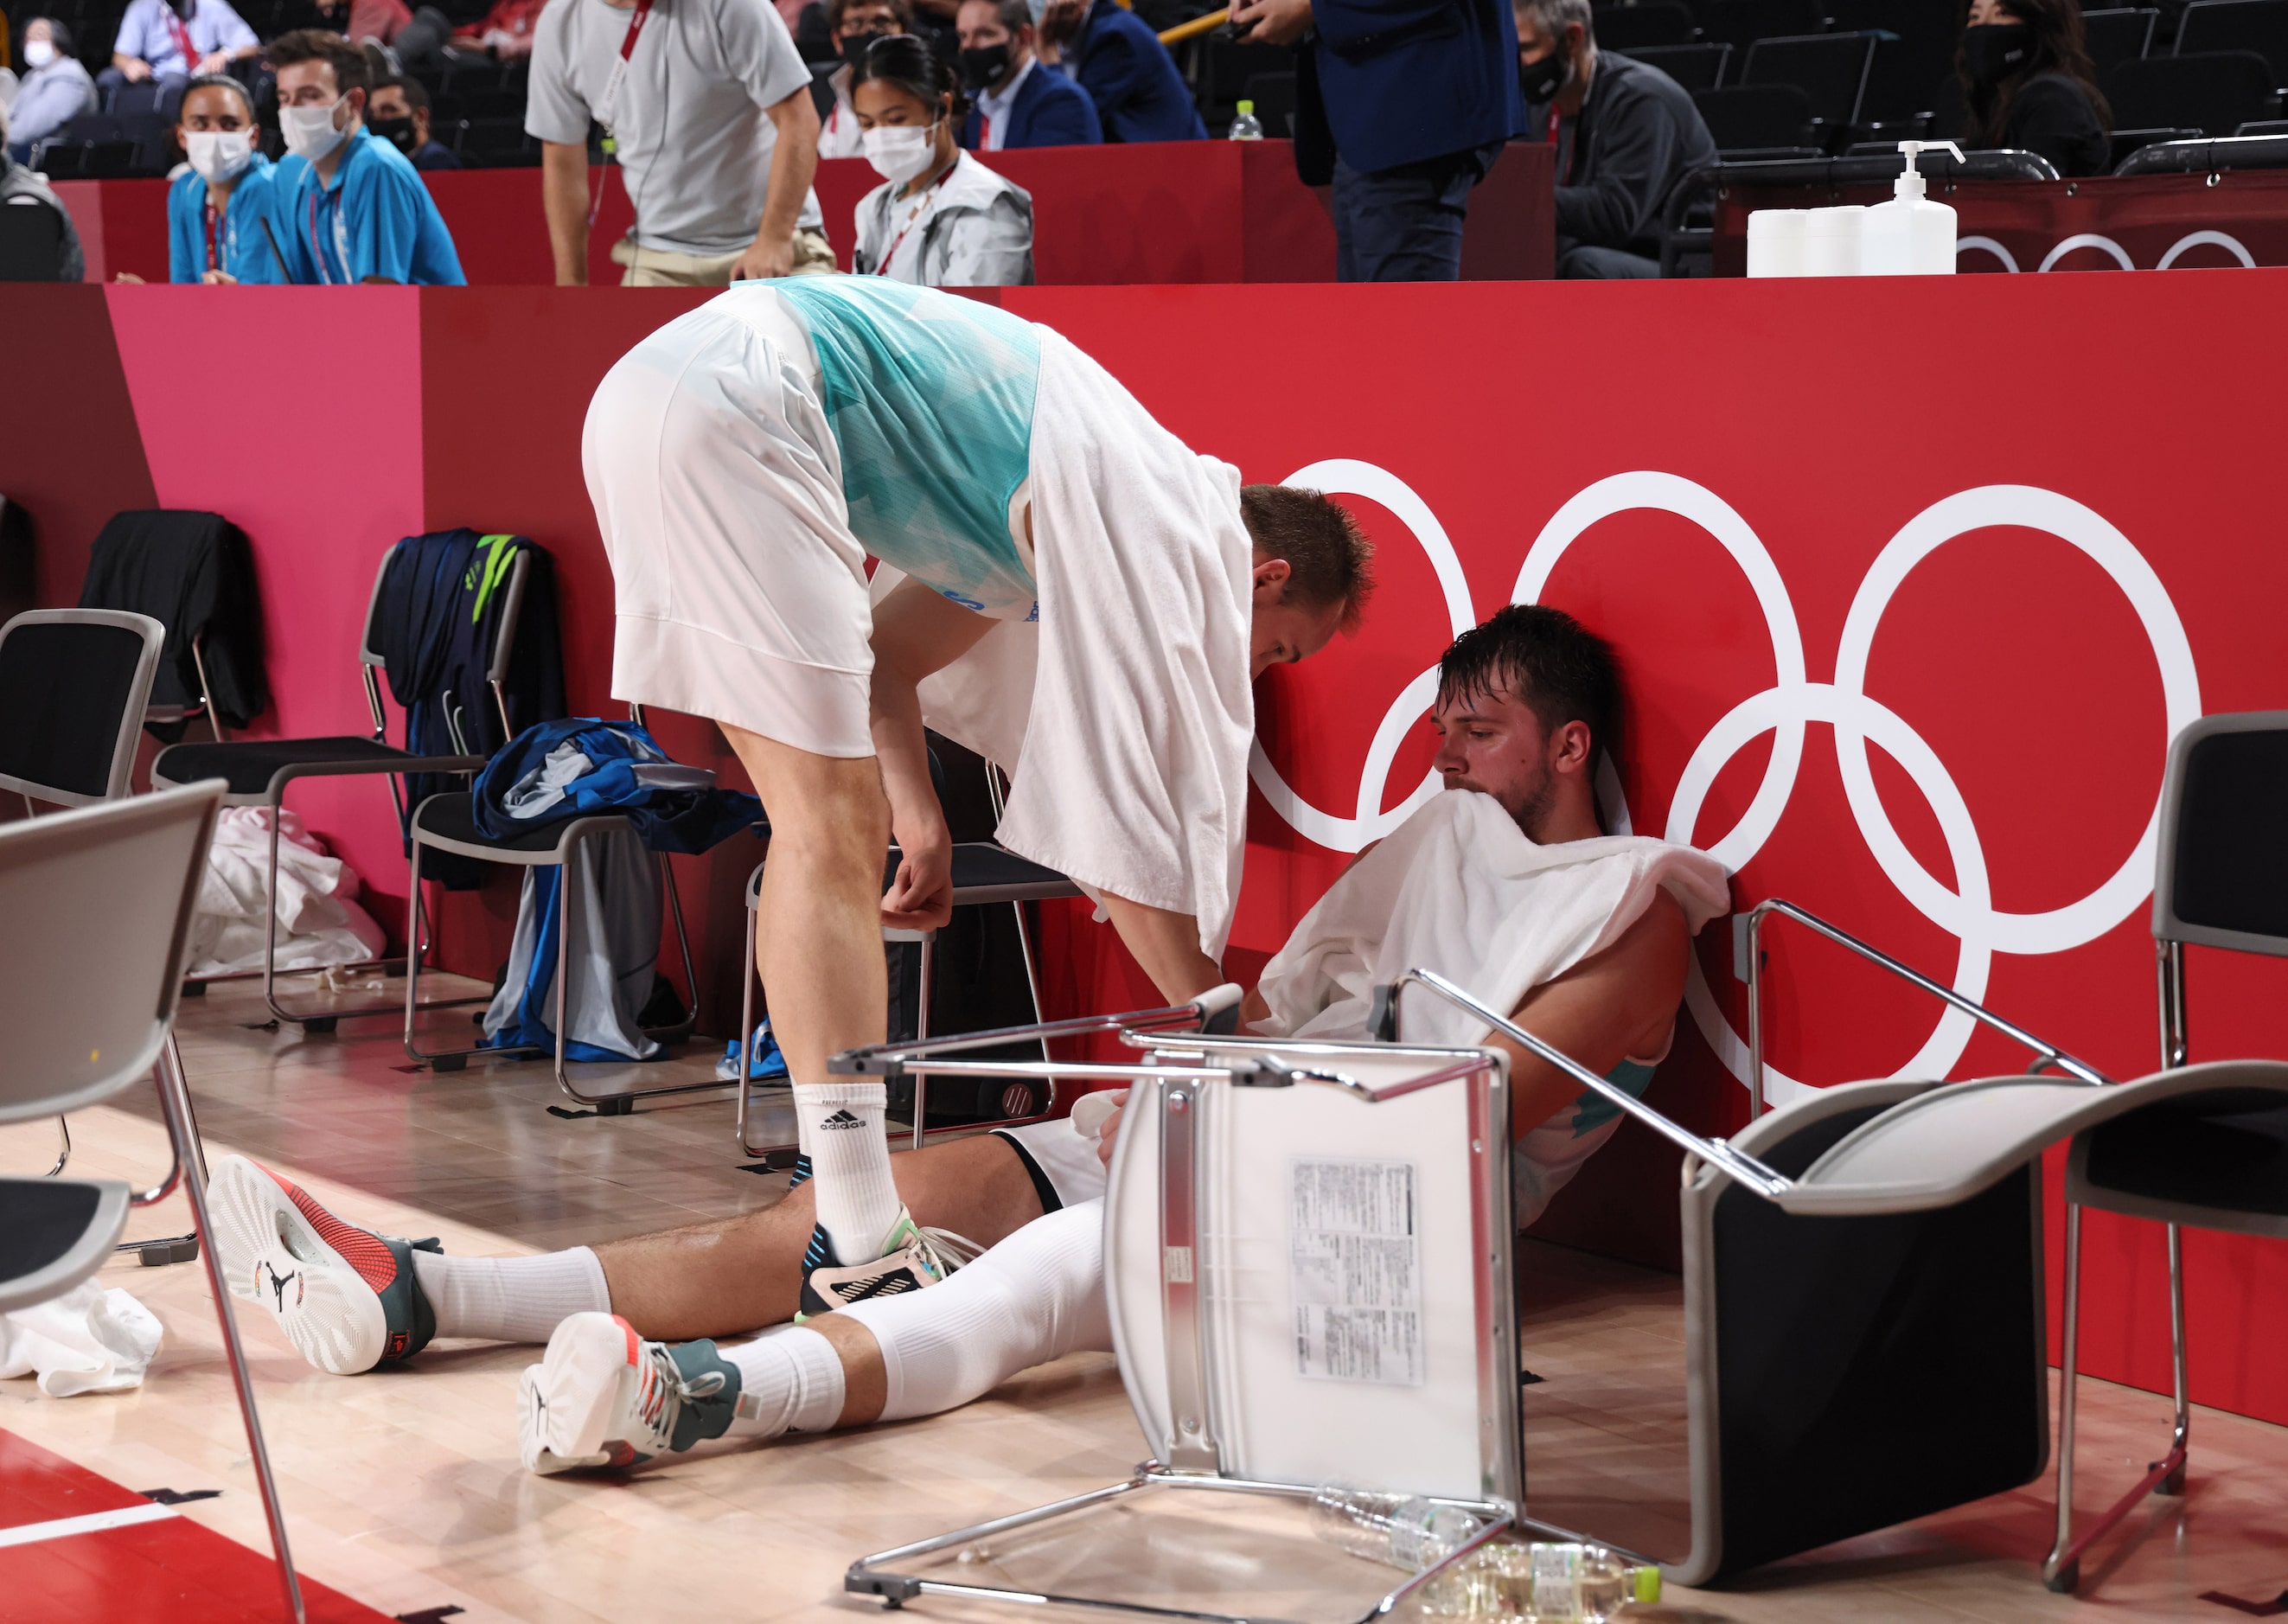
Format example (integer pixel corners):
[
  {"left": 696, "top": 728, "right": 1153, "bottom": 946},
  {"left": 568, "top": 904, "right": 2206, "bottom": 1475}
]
[
  {"left": 517, "top": 1312, "right": 742, "bottom": 1475},
  {"left": 206, "top": 1154, "right": 439, "bottom": 1375}
]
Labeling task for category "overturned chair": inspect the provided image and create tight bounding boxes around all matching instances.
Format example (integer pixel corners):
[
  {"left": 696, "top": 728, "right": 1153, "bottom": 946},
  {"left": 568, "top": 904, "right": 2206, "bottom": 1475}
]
[{"left": 838, "top": 998, "right": 1541, "bottom": 1623}]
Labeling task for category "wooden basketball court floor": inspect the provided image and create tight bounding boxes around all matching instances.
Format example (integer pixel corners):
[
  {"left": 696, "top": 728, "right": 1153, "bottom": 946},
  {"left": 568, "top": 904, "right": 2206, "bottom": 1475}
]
[{"left": 5, "top": 972, "right": 2285, "bottom": 1624}]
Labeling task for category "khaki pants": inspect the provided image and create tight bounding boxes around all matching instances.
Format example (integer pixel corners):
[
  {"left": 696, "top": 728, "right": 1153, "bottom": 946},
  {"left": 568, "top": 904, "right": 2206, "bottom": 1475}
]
[{"left": 610, "top": 229, "right": 837, "bottom": 286}]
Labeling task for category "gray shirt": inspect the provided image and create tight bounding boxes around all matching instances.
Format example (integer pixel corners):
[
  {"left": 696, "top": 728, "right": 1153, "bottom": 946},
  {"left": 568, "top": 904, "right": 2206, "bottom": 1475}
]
[
  {"left": 9, "top": 59, "right": 99, "bottom": 150},
  {"left": 525, "top": 0, "right": 821, "bottom": 256}
]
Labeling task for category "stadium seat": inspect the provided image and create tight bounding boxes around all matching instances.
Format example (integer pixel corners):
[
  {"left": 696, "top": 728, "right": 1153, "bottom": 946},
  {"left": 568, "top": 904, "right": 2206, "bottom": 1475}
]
[
  {"left": 2110, "top": 51, "right": 2279, "bottom": 137},
  {"left": 2177, "top": 0, "right": 2288, "bottom": 85},
  {"left": 2084, "top": 9, "right": 2159, "bottom": 84},
  {"left": 1695, "top": 0, "right": 1826, "bottom": 49},
  {"left": 2236, "top": 115, "right": 2288, "bottom": 131},
  {"left": 456, "top": 116, "right": 541, "bottom": 167},
  {"left": 1198, "top": 37, "right": 1291, "bottom": 129},
  {"left": 1693, "top": 82, "right": 1816, "bottom": 151},
  {"left": 1630, "top": 41, "right": 1733, "bottom": 90},
  {"left": 1828, "top": 0, "right": 1958, "bottom": 125},
  {"left": 110, "top": 78, "right": 182, "bottom": 120},
  {"left": 1593, "top": 1, "right": 1697, "bottom": 49},
  {"left": 2112, "top": 125, "right": 2208, "bottom": 165},
  {"left": 1739, "top": 32, "right": 1878, "bottom": 127}
]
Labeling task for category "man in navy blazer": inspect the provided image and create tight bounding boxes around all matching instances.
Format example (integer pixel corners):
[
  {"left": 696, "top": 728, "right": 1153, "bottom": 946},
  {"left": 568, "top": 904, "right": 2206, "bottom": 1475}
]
[
  {"left": 1232, "top": 0, "right": 1522, "bottom": 278},
  {"left": 958, "top": 0, "right": 1103, "bottom": 148},
  {"left": 1039, "top": 0, "right": 1207, "bottom": 142}
]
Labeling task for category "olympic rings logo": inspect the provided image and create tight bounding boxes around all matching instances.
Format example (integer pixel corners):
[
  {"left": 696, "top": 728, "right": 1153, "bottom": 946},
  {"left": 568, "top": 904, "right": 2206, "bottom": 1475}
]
[
  {"left": 1249, "top": 466, "right": 2203, "bottom": 1108},
  {"left": 1957, "top": 229, "right": 2256, "bottom": 272}
]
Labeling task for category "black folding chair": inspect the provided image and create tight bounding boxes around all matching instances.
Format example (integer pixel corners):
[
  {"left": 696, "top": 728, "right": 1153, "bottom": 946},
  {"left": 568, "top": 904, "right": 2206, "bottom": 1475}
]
[
  {"left": 151, "top": 544, "right": 508, "bottom": 1030},
  {"left": 0, "top": 780, "right": 307, "bottom": 1623},
  {"left": 2176, "top": 0, "right": 2288, "bottom": 84},
  {"left": 1630, "top": 41, "right": 1735, "bottom": 91},
  {"left": 1593, "top": 0, "right": 1698, "bottom": 50},
  {"left": 1694, "top": 0, "right": 1825, "bottom": 48},
  {"left": 2043, "top": 712, "right": 2288, "bottom": 1592},
  {"left": 2084, "top": 8, "right": 2161, "bottom": 84},
  {"left": 1693, "top": 82, "right": 1817, "bottom": 150}
]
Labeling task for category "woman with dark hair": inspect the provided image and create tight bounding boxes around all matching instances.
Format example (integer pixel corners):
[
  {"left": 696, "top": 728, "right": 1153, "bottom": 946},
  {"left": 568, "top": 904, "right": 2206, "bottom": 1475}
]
[
  {"left": 1955, "top": 0, "right": 2110, "bottom": 177},
  {"left": 848, "top": 33, "right": 1034, "bottom": 285}
]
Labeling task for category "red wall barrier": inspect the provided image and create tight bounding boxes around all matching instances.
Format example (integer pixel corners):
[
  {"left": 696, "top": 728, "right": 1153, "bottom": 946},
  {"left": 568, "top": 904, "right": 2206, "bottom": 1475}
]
[
  {"left": 8, "top": 273, "right": 2287, "bottom": 1432},
  {"left": 49, "top": 139, "right": 1554, "bottom": 285}
]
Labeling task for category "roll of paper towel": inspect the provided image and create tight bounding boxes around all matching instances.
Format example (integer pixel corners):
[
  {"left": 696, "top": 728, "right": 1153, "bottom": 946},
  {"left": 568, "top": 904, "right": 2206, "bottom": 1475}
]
[
  {"left": 1747, "top": 208, "right": 1809, "bottom": 277},
  {"left": 1802, "top": 205, "right": 1867, "bottom": 277}
]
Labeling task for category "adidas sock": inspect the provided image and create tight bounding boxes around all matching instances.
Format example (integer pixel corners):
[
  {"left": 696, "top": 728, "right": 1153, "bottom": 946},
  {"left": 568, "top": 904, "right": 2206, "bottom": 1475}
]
[
  {"left": 797, "top": 1082, "right": 900, "bottom": 1263},
  {"left": 720, "top": 1325, "right": 846, "bottom": 1438},
  {"left": 410, "top": 1246, "right": 610, "bottom": 1344},
  {"left": 789, "top": 1104, "right": 815, "bottom": 1190}
]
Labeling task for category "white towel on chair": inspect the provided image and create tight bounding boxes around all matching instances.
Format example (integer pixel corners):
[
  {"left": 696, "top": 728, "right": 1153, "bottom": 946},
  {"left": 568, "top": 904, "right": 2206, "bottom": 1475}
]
[
  {"left": 879, "top": 328, "right": 1257, "bottom": 960},
  {"left": 187, "top": 807, "right": 387, "bottom": 976},
  {"left": 0, "top": 1280, "right": 165, "bottom": 1397},
  {"left": 1256, "top": 790, "right": 1732, "bottom": 1047}
]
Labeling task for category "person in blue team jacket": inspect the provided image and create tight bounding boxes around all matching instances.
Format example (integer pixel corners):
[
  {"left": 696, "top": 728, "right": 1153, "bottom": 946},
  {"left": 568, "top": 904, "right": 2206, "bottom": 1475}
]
[
  {"left": 167, "top": 75, "right": 289, "bottom": 283},
  {"left": 1228, "top": 0, "right": 1523, "bottom": 280},
  {"left": 1037, "top": 0, "right": 1205, "bottom": 142},
  {"left": 266, "top": 29, "right": 466, "bottom": 285}
]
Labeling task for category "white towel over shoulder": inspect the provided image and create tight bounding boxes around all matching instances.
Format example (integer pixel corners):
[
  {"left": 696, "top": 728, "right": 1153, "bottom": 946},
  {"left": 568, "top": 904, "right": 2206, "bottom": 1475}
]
[
  {"left": 894, "top": 327, "right": 1256, "bottom": 959},
  {"left": 1257, "top": 791, "right": 1732, "bottom": 1047}
]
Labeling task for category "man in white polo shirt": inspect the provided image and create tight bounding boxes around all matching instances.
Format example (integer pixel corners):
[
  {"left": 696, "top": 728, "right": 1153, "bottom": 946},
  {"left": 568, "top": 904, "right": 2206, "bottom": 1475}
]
[{"left": 527, "top": 0, "right": 830, "bottom": 285}]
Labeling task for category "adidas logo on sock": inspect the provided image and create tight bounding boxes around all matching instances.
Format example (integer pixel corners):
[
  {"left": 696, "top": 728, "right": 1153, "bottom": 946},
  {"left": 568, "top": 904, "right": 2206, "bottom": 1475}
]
[{"left": 818, "top": 1109, "right": 866, "bottom": 1130}]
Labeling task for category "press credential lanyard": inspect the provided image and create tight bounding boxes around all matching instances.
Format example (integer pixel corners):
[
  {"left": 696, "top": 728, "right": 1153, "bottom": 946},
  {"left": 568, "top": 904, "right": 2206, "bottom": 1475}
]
[{"left": 595, "top": 0, "right": 658, "bottom": 134}]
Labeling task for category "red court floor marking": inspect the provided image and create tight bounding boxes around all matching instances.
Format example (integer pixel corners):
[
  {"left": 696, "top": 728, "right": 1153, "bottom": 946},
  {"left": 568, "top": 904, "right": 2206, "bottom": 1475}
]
[{"left": 0, "top": 1429, "right": 400, "bottom": 1624}]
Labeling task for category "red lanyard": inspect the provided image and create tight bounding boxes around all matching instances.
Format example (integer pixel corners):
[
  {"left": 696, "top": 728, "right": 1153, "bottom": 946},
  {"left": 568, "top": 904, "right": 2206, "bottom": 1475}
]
[
  {"left": 167, "top": 5, "right": 199, "bottom": 70},
  {"left": 204, "top": 195, "right": 223, "bottom": 273},
  {"left": 872, "top": 163, "right": 951, "bottom": 275},
  {"left": 596, "top": 0, "right": 657, "bottom": 130}
]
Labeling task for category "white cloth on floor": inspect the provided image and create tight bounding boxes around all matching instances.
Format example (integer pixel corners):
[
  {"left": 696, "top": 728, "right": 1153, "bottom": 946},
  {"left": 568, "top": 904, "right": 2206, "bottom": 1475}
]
[
  {"left": 186, "top": 807, "right": 387, "bottom": 975},
  {"left": 0, "top": 1279, "right": 164, "bottom": 1397},
  {"left": 1256, "top": 790, "right": 1732, "bottom": 1048},
  {"left": 885, "top": 329, "right": 1258, "bottom": 960}
]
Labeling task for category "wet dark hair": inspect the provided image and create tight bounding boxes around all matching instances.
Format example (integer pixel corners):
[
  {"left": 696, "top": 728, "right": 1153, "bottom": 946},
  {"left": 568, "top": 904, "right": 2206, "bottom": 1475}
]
[
  {"left": 1959, "top": 0, "right": 2110, "bottom": 144},
  {"left": 1238, "top": 485, "right": 1376, "bottom": 632},
  {"left": 849, "top": 32, "right": 959, "bottom": 114},
  {"left": 1436, "top": 604, "right": 1623, "bottom": 780}
]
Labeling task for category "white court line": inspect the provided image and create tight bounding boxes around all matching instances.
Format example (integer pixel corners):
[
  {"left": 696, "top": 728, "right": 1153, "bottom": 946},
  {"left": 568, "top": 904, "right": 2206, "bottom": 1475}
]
[{"left": 0, "top": 1500, "right": 177, "bottom": 1548}]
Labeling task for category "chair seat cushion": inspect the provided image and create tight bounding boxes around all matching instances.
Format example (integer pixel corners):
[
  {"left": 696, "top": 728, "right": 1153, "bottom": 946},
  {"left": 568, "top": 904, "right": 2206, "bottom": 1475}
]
[
  {"left": 0, "top": 1179, "right": 105, "bottom": 1282},
  {"left": 155, "top": 736, "right": 412, "bottom": 797},
  {"left": 415, "top": 790, "right": 617, "bottom": 855},
  {"left": 947, "top": 844, "right": 1077, "bottom": 895},
  {"left": 2080, "top": 1087, "right": 2288, "bottom": 1222}
]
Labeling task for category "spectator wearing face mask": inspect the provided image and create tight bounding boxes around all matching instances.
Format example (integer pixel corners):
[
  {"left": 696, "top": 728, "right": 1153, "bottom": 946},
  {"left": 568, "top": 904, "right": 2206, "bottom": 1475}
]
[
  {"left": 368, "top": 74, "right": 462, "bottom": 169},
  {"left": 0, "top": 93, "right": 85, "bottom": 278},
  {"left": 1035, "top": 0, "right": 1202, "bottom": 142},
  {"left": 851, "top": 32, "right": 1032, "bottom": 282},
  {"left": 9, "top": 18, "right": 98, "bottom": 161},
  {"left": 103, "top": 0, "right": 259, "bottom": 98},
  {"left": 1944, "top": 0, "right": 2109, "bottom": 178},
  {"left": 955, "top": 0, "right": 1096, "bottom": 150},
  {"left": 820, "top": 0, "right": 915, "bottom": 157},
  {"left": 167, "top": 74, "right": 286, "bottom": 281},
  {"left": 268, "top": 29, "right": 466, "bottom": 284},
  {"left": 1515, "top": 0, "right": 1714, "bottom": 278}
]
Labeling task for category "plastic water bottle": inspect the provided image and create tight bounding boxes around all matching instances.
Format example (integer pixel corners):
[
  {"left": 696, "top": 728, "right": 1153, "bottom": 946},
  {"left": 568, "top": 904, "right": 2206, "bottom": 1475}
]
[
  {"left": 1228, "top": 98, "right": 1263, "bottom": 139},
  {"left": 1418, "top": 1540, "right": 1662, "bottom": 1621},
  {"left": 1307, "top": 1487, "right": 1487, "bottom": 1570}
]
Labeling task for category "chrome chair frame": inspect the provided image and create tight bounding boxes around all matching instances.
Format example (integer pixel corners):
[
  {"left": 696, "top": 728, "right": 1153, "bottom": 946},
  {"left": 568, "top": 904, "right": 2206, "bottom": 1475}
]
[
  {"left": 838, "top": 999, "right": 1531, "bottom": 1624},
  {"left": 734, "top": 839, "right": 1083, "bottom": 1160},
  {"left": 152, "top": 546, "right": 526, "bottom": 1029}
]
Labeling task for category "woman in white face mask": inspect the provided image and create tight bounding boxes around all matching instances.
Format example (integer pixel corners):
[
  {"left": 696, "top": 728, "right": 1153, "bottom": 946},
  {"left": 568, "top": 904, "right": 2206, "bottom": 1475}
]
[
  {"left": 162, "top": 74, "right": 287, "bottom": 283},
  {"left": 6, "top": 18, "right": 100, "bottom": 157},
  {"left": 849, "top": 33, "right": 1034, "bottom": 286}
]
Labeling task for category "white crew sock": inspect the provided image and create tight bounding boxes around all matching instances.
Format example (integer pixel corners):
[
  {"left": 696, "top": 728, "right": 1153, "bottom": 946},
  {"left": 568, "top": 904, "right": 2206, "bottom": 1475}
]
[
  {"left": 840, "top": 1199, "right": 1111, "bottom": 1423},
  {"left": 797, "top": 1082, "right": 902, "bottom": 1263},
  {"left": 410, "top": 1246, "right": 610, "bottom": 1344},
  {"left": 720, "top": 1324, "right": 846, "bottom": 1438}
]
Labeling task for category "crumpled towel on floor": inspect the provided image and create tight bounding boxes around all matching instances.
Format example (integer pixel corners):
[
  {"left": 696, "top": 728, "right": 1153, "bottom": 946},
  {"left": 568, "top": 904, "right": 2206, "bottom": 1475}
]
[
  {"left": 0, "top": 1279, "right": 164, "bottom": 1397},
  {"left": 188, "top": 806, "right": 387, "bottom": 975}
]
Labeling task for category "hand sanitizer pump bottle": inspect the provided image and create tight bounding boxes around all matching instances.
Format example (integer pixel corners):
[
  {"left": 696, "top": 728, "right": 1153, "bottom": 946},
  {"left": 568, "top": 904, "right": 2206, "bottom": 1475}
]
[{"left": 1859, "top": 140, "right": 1965, "bottom": 275}]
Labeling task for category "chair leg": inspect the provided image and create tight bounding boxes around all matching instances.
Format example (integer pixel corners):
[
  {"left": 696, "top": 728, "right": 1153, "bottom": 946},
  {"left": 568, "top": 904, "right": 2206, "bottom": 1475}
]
[
  {"left": 1011, "top": 898, "right": 1046, "bottom": 1026},
  {"left": 738, "top": 895, "right": 759, "bottom": 1154},
  {"left": 911, "top": 932, "right": 934, "bottom": 1151},
  {"left": 2044, "top": 1203, "right": 2084, "bottom": 1593},
  {"left": 159, "top": 1042, "right": 305, "bottom": 1623},
  {"left": 661, "top": 851, "right": 699, "bottom": 1035},
  {"left": 2161, "top": 1223, "right": 2189, "bottom": 1496}
]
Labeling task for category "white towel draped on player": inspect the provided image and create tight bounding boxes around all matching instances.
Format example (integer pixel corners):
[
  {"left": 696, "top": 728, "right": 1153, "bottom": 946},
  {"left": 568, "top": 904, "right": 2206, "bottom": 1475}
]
[
  {"left": 1256, "top": 790, "right": 1732, "bottom": 1048},
  {"left": 884, "top": 329, "right": 1257, "bottom": 961}
]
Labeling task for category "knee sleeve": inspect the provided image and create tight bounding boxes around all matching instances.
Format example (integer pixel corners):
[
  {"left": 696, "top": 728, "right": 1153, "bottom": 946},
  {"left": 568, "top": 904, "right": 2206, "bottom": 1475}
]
[{"left": 838, "top": 1199, "right": 1110, "bottom": 1423}]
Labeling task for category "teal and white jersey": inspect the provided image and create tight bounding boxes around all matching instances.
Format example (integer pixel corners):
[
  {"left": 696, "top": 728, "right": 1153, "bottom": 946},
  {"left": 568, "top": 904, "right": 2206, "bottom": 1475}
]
[{"left": 771, "top": 278, "right": 1042, "bottom": 621}]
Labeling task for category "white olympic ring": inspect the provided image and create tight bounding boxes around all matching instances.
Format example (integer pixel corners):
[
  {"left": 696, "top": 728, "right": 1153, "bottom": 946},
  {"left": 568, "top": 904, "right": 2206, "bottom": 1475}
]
[
  {"left": 1960, "top": 230, "right": 2255, "bottom": 272},
  {"left": 1244, "top": 459, "right": 1478, "bottom": 853},
  {"left": 1511, "top": 476, "right": 2199, "bottom": 1104}
]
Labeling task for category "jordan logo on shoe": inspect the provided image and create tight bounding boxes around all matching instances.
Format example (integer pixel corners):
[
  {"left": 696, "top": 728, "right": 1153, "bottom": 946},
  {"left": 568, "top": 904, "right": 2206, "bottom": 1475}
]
[
  {"left": 818, "top": 1109, "right": 866, "bottom": 1130},
  {"left": 263, "top": 1264, "right": 302, "bottom": 1312}
]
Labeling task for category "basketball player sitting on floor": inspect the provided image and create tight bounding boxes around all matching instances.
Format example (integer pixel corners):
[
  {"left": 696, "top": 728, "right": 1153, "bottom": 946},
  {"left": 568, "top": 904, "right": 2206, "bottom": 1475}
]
[{"left": 209, "top": 605, "right": 1729, "bottom": 1472}]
